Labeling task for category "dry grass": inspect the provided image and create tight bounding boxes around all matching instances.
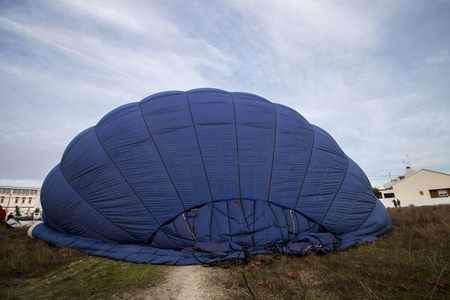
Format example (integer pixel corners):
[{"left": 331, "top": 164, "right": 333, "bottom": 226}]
[
  {"left": 0, "top": 226, "right": 86, "bottom": 281},
  {"left": 212, "top": 205, "right": 450, "bottom": 299},
  {"left": 1, "top": 205, "right": 448, "bottom": 299},
  {"left": 0, "top": 226, "right": 167, "bottom": 299}
]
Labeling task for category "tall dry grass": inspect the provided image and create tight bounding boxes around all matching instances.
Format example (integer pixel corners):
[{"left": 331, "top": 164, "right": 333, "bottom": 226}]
[
  {"left": 213, "top": 205, "right": 450, "bottom": 299},
  {"left": 0, "top": 226, "right": 167, "bottom": 300},
  {"left": 1, "top": 205, "right": 448, "bottom": 299},
  {"left": 0, "top": 225, "right": 85, "bottom": 281}
]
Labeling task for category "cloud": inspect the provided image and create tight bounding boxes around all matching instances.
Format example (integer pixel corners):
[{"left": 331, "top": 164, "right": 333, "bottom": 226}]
[{"left": 1, "top": 0, "right": 449, "bottom": 189}]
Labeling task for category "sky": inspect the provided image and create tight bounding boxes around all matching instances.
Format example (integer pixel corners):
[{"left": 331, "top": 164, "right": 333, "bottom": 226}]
[{"left": 1, "top": 0, "right": 449, "bottom": 189}]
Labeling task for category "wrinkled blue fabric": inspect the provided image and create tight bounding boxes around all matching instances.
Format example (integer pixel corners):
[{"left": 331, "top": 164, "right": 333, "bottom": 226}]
[{"left": 33, "top": 88, "right": 391, "bottom": 265}]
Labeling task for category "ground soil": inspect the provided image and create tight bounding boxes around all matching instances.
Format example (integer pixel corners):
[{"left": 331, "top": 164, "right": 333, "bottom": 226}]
[{"left": 114, "top": 265, "right": 229, "bottom": 300}]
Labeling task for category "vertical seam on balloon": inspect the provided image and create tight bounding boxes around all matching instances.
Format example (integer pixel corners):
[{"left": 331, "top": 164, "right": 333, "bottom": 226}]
[
  {"left": 94, "top": 125, "right": 162, "bottom": 221},
  {"left": 294, "top": 124, "right": 316, "bottom": 210},
  {"left": 137, "top": 102, "right": 186, "bottom": 210},
  {"left": 236, "top": 201, "right": 244, "bottom": 245},
  {"left": 319, "top": 155, "right": 350, "bottom": 224},
  {"left": 284, "top": 209, "right": 293, "bottom": 240},
  {"left": 252, "top": 200, "right": 256, "bottom": 240},
  {"left": 264, "top": 105, "right": 293, "bottom": 247},
  {"left": 289, "top": 209, "right": 296, "bottom": 239},
  {"left": 148, "top": 198, "right": 262, "bottom": 249},
  {"left": 231, "top": 93, "right": 241, "bottom": 245},
  {"left": 340, "top": 183, "right": 364, "bottom": 225},
  {"left": 354, "top": 198, "right": 377, "bottom": 231},
  {"left": 267, "top": 103, "right": 277, "bottom": 202},
  {"left": 239, "top": 199, "right": 256, "bottom": 246},
  {"left": 192, "top": 213, "right": 196, "bottom": 243},
  {"left": 93, "top": 126, "right": 178, "bottom": 247},
  {"left": 263, "top": 104, "right": 279, "bottom": 260},
  {"left": 58, "top": 164, "right": 141, "bottom": 243},
  {"left": 231, "top": 93, "right": 242, "bottom": 245},
  {"left": 208, "top": 208, "right": 214, "bottom": 242},
  {"left": 231, "top": 93, "right": 241, "bottom": 199},
  {"left": 184, "top": 92, "right": 214, "bottom": 243},
  {"left": 181, "top": 213, "right": 198, "bottom": 243},
  {"left": 137, "top": 102, "right": 186, "bottom": 246},
  {"left": 226, "top": 200, "right": 233, "bottom": 242},
  {"left": 184, "top": 92, "right": 214, "bottom": 200},
  {"left": 294, "top": 212, "right": 301, "bottom": 234},
  {"left": 172, "top": 221, "right": 187, "bottom": 248},
  {"left": 268, "top": 202, "right": 286, "bottom": 245}
]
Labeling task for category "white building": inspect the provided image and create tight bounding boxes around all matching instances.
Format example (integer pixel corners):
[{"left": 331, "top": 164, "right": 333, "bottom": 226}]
[
  {"left": 0, "top": 186, "right": 41, "bottom": 216},
  {"left": 379, "top": 167, "right": 450, "bottom": 207}
]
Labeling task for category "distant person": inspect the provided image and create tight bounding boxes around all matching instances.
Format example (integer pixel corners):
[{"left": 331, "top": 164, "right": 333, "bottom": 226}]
[
  {"left": 7, "top": 212, "right": 14, "bottom": 221},
  {"left": 397, "top": 199, "right": 401, "bottom": 207},
  {"left": 0, "top": 205, "right": 6, "bottom": 226},
  {"left": 392, "top": 199, "right": 398, "bottom": 208}
]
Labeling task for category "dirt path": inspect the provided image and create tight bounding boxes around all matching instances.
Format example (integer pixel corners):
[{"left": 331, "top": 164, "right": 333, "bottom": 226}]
[{"left": 145, "top": 265, "right": 228, "bottom": 300}]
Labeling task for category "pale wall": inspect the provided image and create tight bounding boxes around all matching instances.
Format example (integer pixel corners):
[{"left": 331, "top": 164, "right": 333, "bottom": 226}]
[
  {"left": 0, "top": 187, "right": 41, "bottom": 215},
  {"left": 391, "top": 170, "right": 450, "bottom": 200}
]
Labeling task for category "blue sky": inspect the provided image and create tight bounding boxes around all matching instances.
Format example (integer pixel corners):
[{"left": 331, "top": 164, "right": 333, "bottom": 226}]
[{"left": 1, "top": 0, "right": 449, "bottom": 189}]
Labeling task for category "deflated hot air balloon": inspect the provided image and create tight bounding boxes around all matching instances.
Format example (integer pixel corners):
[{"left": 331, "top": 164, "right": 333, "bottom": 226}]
[{"left": 29, "top": 88, "right": 391, "bottom": 265}]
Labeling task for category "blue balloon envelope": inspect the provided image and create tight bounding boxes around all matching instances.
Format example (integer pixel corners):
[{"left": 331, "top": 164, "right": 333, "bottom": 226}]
[{"left": 30, "top": 88, "right": 391, "bottom": 265}]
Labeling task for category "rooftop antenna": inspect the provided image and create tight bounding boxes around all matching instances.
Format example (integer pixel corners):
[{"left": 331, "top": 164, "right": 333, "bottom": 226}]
[
  {"left": 406, "top": 154, "right": 412, "bottom": 168},
  {"left": 389, "top": 172, "right": 392, "bottom": 181},
  {"left": 402, "top": 159, "right": 407, "bottom": 169}
]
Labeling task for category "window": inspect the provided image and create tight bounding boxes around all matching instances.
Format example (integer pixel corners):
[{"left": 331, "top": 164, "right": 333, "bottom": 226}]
[
  {"left": 15, "top": 197, "right": 19, "bottom": 204},
  {"left": 28, "top": 198, "right": 32, "bottom": 204},
  {"left": 0, "top": 197, "right": 3, "bottom": 203},
  {"left": 384, "top": 193, "right": 395, "bottom": 198},
  {"left": 419, "top": 191, "right": 424, "bottom": 195},
  {"left": 438, "top": 189, "right": 449, "bottom": 197}
]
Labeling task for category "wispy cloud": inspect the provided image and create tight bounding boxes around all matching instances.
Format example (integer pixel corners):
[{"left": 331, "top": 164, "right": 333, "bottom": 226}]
[{"left": 1, "top": 0, "right": 449, "bottom": 188}]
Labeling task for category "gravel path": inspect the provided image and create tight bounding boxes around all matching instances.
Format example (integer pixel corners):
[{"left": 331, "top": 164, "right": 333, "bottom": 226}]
[{"left": 114, "top": 265, "right": 228, "bottom": 300}]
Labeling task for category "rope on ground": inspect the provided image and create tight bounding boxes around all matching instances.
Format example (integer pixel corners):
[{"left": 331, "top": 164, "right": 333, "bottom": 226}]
[{"left": 242, "top": 247, "right": 255, "bottom": 300}]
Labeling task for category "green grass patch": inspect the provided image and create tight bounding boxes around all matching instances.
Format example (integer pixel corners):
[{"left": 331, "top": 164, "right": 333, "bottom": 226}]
[{"left": 0, "top": 226, "right": 168, "bottom": 300}]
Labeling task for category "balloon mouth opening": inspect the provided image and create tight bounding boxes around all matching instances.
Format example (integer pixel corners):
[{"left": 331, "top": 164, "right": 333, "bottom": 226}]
[{"left": 147, "top": 198, "right": 325, "bottom": 251}]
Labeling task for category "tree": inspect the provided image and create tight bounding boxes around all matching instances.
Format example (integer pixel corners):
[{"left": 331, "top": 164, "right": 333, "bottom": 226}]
[
  {"left": 373, "top": 187, "right": 381, "bottom": 198},
  {"left": 15, "top": 205, "right": 21, "bottom": 216}
]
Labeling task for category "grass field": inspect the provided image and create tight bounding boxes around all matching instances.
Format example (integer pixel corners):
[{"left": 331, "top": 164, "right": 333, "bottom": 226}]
[
  {"left": 212, "top": 205, "right": 450, "bottom": 299},
  {"left": 1, "top": 205, "right": 449, "bottom": 299},
  {"left": 0, "top": 226, "right": 168, "bottom": 299}
]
